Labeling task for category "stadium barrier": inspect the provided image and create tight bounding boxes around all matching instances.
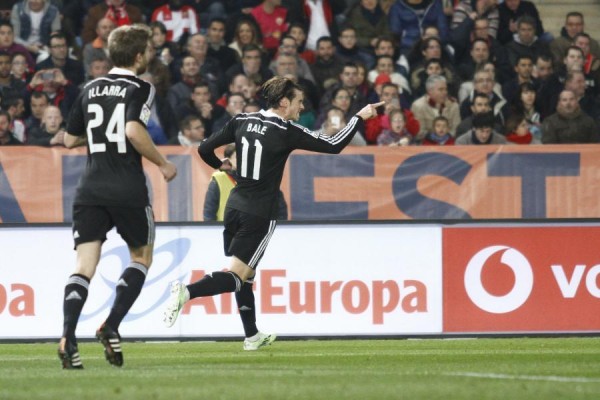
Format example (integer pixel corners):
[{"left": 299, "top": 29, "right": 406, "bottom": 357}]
[
  {"left": 1, "top": 222, "right": 599, "bottom": 339},
  {"left": 2, "top": 145, "right": 600, "bottom": 223}
]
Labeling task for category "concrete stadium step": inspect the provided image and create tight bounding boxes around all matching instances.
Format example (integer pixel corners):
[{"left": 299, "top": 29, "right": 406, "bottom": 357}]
[{"left": 533, "top": 0, "right": 600, "bottom": 39}]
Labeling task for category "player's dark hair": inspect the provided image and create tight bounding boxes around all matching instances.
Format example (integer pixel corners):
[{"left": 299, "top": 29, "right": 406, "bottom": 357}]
[
  {"left": 261, "top": 76, "right": 302, "bottom": 109},
  {"left": 108, "top": 25, "right": 151, "bottom": 68}
]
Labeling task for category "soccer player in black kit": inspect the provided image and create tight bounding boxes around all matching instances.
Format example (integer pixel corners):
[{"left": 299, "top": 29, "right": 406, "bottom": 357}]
[
  {"left": 163, "top": 76, "right": 383, "bottom": 350},
  {"left": 58, "top": 25, "right": 177, "bottom": 369}
]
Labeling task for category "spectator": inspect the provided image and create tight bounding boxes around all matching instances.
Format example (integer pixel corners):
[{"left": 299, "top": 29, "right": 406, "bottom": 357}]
[
  {"left": 251, "top": 0, "right": 289, "bottom": 55},
  {"left": 206, "top": 17, "right": 239, "bottom": 72},
  {"left": 179, "top": 33, "right": 222, "bottom": 96},
  {"left": 82, "top": 18, "right": 115, "bottom": 76},
  {"left": 37, "top": 33, "right": 85, "bottom": 87},
  {"left": 345, "top": 0, "right": 391, "bottom": 52},
  {"left": 389, "top": 0, "right": 449, "bottom": 55},
  {"left": 225, "top": 43, "right": 273, "bottom": 88},
  {"left": 203, "top": 143, "right": 288, "bottom": 221},
  {"left": 510, "top": 81, "right": 542, "bottom": 139},
  {"left": 411, "top": 74, "right": 460, "bottom": 140},
  {"left": 460, "top": 68, "right": 509, "bottom": 124},
  {"left": 373, "top": 35, "right": 407, "bottom": 76},
  {"left": 504, "top": 15, "right": 551, "bottom": 69},
  {"left": 217, "top": 73, "right": 250, "bottom": 107},
  {"left": 27, "top": 104, "right": 65, "bottom": 146},
  {"left": 10, "top": 0, "right": 60, "bottom": 55},
  {"left": 542, "top": 90, "right": 598, "bottom": 144},
  {"left": 457, "top": 38, "right": 490, "bottom": 82},
  {"left": 228, "top": 19, "right": 263, "bottom": 59},
  {"left": 451, "top": 17, "right": 511, "bottom": 82},
  {"left": 297, "top": 0, "right": 335, "bottom": 51},
  {"left": 563, "top": 70, "right": 600, "bottom": 120},
  {"left": 177, "top": 82, "right": 225, "bottom": 136},
  {"left": 150, "top": 21, "right": 179, "bottom": 68},
  {"left": 310, "top": 36, "right": 344, "bottom": 96},
  {"left": 10, "top": 51, "right": 28, "bottom": 82},
  {"left": 455, "top": 92, "right": 504, "bottom": 137},
  {"left": 272, "top": 53, "right": 319, "bottom": 112},
  {"left": 458, "top": 60, "right": 503, "bottom": 103},
  {"left": 0, "top": 20, "right": 34, "bottom": 68},
  {"left": 82, "top": 0, "right": 143, "bottom": 45},
  {"left": 504, "top": 112, "right": 540, "bottom": 144},
  {"left": 167, "top": 55, "right": 202, "bottom": 112},
  {"left": 502, "top": 54, "right": 537, "bottom": 103},
  {"left": 189, "top": 0, "right": 227, "bottom": 29},
  {"left": 151, "top": 0, "right": 199, "bottom": 44},
  {"left": 320, "top": 105, "right": 367, "bottom": 146},
  {"left": 369, "top": 55, "right": 411, "bottom": 96},
  {"left": 455, "top": 111, "right": 508, "bottom": 144},
  {"left": 169, "top": 114, "right": 206, "bottom": 146},
  {"left": 0, "top": 110, "right": 21, "bottom": 145},
  {"left": 574, "top": 33, "right": 600, "bottom": 86},
  {"left": 287, "top": 21, "right": 315, "bottom": 64},
  {"left": 409, "top": 37, "right": 457, "bottom": 96},
  {"left": 85, "top": 55, "right": 110, "bottom": 82},
  {"left": 452, "top": 0, "right": 499, "bottom": 39},
  {"left": 0, "top": 51, "right": 28, "bottom": 105},
  {"left": 2, "top": 95, "right": 26, "bottom": 142},
  {"left": 377, "top": 108, "right": 413, "bottom": 146},
  {"left": 315, "top": 86, "right": 352, "bottom": 129},
  {"left": 497, "top": 0, "right": 549, "bottom": 45},
  {"left": 24, "top": 90, "right": 47, "bottom": 132},
  {"left": 421, "top": 115, "right": 456, "bottom": 145},
  {"left": 537, "top": 46, "right": 589, "bottom": 119},
  {"left": 319, "top": 61, "right": 368, "bottom": 117},
  {"left": 336, "top": 25, "right": 374, "bottom": 68},
  {"left": 270, "top": 35, "right": 316, "bottom": 84},
  {"left": 212, "top": 92, "right": 246, "bottom": 133},
  {"left": 550, "top": 12, "right": 600, "bottom": 70},
  {"left": 533, "top": 54, "right": 553, "bottom": 82}
]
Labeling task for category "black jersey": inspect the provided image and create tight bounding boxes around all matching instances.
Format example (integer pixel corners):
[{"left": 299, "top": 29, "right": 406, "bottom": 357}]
[
  {"left": 198, "top": 109, "right": 365, "bottom": 219},
  {"left": 67, "top": 69, "right": 155, "bottom": 207}
]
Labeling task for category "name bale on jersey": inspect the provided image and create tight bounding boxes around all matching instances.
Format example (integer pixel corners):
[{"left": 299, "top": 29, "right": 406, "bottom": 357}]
[
  {"left": 88, "top": 85, "right": 127, "bottom": 99},
  {"left": 247, "top": 123, "right": 267, "bottom": 135}
]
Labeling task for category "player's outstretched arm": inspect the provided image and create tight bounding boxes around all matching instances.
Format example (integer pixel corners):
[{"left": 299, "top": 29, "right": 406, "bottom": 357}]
[
  {"left": 356, "top": 101, "right": 385, "bottom": 121},
  {"left": 126, "top": 121, "right": 177, "bottom": 182}
]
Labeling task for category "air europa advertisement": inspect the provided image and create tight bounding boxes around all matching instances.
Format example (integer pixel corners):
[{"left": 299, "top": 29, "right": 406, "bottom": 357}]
[{"left": 0, "top": 224, "right": 442, "bottom": 339}]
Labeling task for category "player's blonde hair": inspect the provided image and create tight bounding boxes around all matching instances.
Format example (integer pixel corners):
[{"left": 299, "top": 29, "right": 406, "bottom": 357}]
[{"left": 108, "top": 25, "right": 151, "bottom": 68}]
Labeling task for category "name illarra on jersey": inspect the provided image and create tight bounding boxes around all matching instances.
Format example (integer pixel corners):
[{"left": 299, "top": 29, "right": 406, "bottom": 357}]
[{"left": 88, "top": 85, "right": 127, "bottom": 99}]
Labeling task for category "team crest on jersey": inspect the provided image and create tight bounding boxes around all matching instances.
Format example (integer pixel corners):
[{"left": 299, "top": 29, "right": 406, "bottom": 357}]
[{"left": 140, "top": 104, "right": 151, "bottom": 124}]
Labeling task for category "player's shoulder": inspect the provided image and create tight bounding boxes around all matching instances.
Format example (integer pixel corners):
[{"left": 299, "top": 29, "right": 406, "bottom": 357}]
[{"left": 239, "top": 109, "right": 290, "bottom": 130}]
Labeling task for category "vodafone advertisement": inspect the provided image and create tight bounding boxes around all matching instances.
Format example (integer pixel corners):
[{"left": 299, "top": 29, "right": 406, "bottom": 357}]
[
  {"left": 0, "top": 224, "right": 442, "bottom": 339},
  {"left": 444, "top": 226, "right": 600, "bottom": 333}
]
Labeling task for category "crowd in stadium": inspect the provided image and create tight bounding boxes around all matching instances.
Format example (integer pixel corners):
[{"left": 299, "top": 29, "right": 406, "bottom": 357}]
[{"left": 0, "top": 0, "right": 599, "bottom": 147}]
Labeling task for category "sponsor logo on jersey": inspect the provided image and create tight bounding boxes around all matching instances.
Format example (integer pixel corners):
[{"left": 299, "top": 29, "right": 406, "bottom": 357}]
[{"left": 140, "top": 104, "right": 151, "bottom": 125}]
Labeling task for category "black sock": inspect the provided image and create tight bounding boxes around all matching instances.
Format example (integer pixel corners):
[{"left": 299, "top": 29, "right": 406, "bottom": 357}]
[
  {"left": 187, "top": 271, "right": 242, "bottom": 299},
  {"left": 236, "top": 278, "right": 258, "bottom": 338},
  {"left": 104, "top": 262, "right": 147, "bottom": 331},
  {"left": 62, "top": 274, "right": 90, "bottom": 342}
]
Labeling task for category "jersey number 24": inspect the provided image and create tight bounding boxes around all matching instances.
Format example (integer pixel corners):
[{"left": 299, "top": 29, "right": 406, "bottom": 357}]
[{"left": 86, "top": 103, "right": 126, "bottom": 153}]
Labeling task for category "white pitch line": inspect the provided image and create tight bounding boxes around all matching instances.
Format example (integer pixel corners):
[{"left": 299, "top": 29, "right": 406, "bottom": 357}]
[{"left": 443, "top": 372, "right": 600, "bottom": 383}]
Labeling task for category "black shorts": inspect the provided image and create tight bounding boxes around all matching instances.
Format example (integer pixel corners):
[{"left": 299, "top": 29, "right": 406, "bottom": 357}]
[
  {"left": 72, "top": 205, "right": 155, "bottom": 249},
  {"left": 223, "top": 208, "right": 277, "bottom": 269}
]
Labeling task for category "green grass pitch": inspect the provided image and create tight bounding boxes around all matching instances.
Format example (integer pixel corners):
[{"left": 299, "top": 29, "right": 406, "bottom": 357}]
[{"left": 1, "top": 338, "right": 599, "bottom": 400}]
